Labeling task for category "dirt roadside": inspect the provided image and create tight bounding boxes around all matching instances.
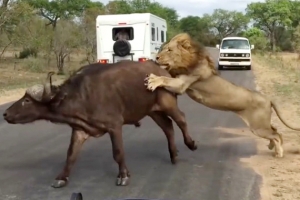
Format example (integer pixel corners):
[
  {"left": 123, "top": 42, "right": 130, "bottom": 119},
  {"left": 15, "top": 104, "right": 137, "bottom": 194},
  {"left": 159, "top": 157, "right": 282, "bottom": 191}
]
[{"left": 236, "top": 54, "right": 300, "bottom": 200}]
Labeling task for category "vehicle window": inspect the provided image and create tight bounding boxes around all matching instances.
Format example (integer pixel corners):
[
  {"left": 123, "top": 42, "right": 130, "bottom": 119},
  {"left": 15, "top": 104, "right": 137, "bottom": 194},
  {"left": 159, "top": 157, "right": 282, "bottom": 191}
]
[
  {"left": 161, "top": 30, "right": 164, "bottom": 42},
  {"left": 151, "top": 27, "right": 155, "bottom": 41},
  {"left": 156, "top": 27, "right": 158, "bottom": 41},
  {"left": 112, "top": 27, "right": 134, "bottom": 41},
  {"left": 221, "top": 39, "right": 250, "bottom": 49}
]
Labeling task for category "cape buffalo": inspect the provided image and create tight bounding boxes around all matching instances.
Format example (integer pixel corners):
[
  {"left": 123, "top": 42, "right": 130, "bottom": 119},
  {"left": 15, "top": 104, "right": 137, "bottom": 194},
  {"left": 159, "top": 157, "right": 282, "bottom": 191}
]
[{"left": 3, "top": 60, "right": 197, "bottom": 188}]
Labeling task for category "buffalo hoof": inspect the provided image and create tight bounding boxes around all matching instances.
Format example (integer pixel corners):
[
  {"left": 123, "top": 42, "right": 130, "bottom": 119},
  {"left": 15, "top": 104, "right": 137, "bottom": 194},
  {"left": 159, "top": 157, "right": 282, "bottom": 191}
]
[
  {"left": 170, "top": 149, "right": 179, "bottom": 164},
  {"left": 51, "top": 179, "right": 68, "bottom": 188},
  {"left": 171, "top": 156, "right": 177, "bottom": 165},
  {"left": 186, "top": 140, "right": 197, "bottom": 151},
  {"left": 116, "top": 176, "right": 129, "bottom": 186},
  {"left": 134, "top": 121, "right": 141, "bottom": 127}
]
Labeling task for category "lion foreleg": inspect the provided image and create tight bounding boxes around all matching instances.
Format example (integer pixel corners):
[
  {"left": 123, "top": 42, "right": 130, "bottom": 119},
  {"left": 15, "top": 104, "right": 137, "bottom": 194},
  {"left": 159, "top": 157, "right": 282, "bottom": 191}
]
[{"left": 145, "top": 73, "right": 198, "bottom": 94}]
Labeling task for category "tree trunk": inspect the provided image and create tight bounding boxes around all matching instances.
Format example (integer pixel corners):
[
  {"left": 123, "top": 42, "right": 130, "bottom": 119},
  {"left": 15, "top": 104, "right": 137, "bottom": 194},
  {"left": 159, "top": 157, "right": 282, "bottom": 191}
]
[
  {"left": 272, "top": 33, "right": 276, "bottom": 52},
  {"left": 57, "top": 53, "right": 65, "bottom": 75},
  {"left": 1, "top": 0, "right": 10, "bottom": 8}
]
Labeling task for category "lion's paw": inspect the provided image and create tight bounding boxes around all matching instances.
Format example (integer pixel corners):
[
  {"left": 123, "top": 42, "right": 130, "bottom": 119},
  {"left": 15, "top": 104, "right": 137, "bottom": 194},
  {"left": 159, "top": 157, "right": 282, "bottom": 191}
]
[{"left": 144, "top": 74, "right": 162, "bottom": 91}]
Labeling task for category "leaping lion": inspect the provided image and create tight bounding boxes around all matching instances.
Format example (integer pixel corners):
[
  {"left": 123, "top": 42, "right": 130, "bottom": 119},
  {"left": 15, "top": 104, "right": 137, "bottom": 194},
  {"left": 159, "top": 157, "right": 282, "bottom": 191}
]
[{"left": 144, "top": 32, "right": 300, "bottom": 158}]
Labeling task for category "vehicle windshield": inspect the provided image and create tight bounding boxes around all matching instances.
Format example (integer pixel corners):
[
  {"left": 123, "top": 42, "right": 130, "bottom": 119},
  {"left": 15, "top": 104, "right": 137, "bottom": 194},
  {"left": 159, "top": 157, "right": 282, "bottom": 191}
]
[{"left": 221, "top": 39, "right": 250, "bottom": 49}]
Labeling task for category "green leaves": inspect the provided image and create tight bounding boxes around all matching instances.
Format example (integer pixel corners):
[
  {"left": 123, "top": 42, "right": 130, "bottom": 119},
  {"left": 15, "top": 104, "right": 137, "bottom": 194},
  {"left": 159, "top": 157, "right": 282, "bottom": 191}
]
[
  {"left": 24, "top": 0, "right": 94, "bottom": 26},
  {"left": 208, "top": 9, "right": 250, "bottom": 39}
]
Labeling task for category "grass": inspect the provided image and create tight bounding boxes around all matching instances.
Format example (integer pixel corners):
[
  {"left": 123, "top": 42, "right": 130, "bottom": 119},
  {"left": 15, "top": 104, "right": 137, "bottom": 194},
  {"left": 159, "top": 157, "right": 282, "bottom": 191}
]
[
  {"left": 0, "top": 48, "right": 91, "bottom": 105},
  {"left": 0, "top": 48, "right": 90, "bottom": 96},
  {"left": 253, "top": 52, "right": 300, "bottom": 98}
]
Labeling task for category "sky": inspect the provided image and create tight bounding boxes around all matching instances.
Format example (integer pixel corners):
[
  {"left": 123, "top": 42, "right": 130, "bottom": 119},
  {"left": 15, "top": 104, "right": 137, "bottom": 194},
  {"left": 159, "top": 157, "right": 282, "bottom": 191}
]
[{"left": 96, "top": 0, "right": 263, "bottom": 18}]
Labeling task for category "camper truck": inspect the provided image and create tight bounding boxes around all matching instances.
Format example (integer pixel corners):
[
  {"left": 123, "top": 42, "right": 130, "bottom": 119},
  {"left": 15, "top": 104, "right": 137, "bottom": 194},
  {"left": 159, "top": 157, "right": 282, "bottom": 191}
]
[{"left": 96, "top": 13, "right": 167, "bottom": 63}]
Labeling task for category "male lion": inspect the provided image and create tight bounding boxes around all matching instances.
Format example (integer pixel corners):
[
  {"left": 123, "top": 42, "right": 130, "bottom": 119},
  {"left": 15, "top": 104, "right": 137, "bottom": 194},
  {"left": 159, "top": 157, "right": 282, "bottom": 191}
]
[{"left": 144, "top": 32, "right": 300, "bottom": 158}]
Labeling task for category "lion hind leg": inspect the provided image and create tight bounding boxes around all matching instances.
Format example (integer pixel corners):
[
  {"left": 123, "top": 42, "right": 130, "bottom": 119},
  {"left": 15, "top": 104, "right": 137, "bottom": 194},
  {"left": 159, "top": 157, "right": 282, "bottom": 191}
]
[
  {"left": 237, "top": 111, "right": 276, "bottom": 151},
  {"left": 252, "top": 128, "right": 284, "bottom": 158},
  {"left": 268, "top": 125, "right": 283, "bottom": 150}
]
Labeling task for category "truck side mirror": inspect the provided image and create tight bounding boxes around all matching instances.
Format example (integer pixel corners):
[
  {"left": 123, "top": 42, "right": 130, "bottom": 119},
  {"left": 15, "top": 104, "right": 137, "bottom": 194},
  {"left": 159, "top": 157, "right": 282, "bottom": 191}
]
[
  {"left": 251, "top": 45, "right": 254, "bottom": 49},
  {"left": 216, "top": 44, "right": 219, "bottom": 49}
]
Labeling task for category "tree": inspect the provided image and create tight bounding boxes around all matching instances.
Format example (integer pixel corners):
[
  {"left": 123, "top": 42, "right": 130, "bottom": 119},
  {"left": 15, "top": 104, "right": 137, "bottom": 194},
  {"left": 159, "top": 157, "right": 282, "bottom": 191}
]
[
  {"left": 52, "top": 20, "right": 81, "bottom": 74},
  {"left": 14, "top": 16, "right": 50, "bottom": 55},
  {"left": 24, "top": 0, "right": 93, "bottom": 29},
  {"left": 208, "top": 9, "right": 249, "bottom": 39},
  {"left": 80, "top": 3, "right": 105, "bottom": 64},
  {"left": 0, "top": 1, "right": 34, "bottom": 59},
  {"left": 292, "top": 24, "right": 300, "bottom": 58},
  {"left": 179, "top": 15, "right": 214, "bottom": 45},
  {"left": 289, "top": 0, "right": 300, "bottom": 28},
  {"left": 22, "top": 0, "right": 93, "bottom": 66},
  {"left": 246, "top": 0, "right": 292, "bottom": 52},
  {"left": 179, "top": 16, "right": 201, "bottom": 38},
  {"left": 243, "top": 27, "right": 269, "bottom": 51},
  {"left": 105, "top": 0, "right": 132, "bottom": 14}
]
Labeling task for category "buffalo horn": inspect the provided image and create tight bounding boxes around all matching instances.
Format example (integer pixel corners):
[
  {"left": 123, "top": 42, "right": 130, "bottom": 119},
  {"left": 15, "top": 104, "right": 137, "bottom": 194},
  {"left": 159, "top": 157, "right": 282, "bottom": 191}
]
[
  {"left": 42, "top": 72, "right": 55, "bottom": 99},
  {"left": 26, "top": 84, "right": 45, "bottom": 101}
]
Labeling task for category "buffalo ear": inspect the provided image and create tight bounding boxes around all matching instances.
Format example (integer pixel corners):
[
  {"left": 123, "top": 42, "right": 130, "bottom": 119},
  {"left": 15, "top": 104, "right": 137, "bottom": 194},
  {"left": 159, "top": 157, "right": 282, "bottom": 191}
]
[{"left": 50, "top": 92, "right": 67, "bottom": 107}]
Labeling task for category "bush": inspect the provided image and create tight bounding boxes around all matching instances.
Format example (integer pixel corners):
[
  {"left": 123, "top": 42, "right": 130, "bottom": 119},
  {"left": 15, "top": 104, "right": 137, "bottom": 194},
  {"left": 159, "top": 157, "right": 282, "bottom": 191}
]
[
  {"left": 22, "top": 57, "right": 45, "bottom": 73},
  {"left": 19, "top": 48, "right": 38, "bottom": 59}
]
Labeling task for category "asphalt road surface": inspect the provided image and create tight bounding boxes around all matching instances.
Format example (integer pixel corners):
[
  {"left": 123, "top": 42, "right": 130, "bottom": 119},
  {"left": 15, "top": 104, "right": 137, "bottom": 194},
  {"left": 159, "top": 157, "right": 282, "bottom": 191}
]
[{"left": 0, "top": 48, "right": 262, "bottom": 200}]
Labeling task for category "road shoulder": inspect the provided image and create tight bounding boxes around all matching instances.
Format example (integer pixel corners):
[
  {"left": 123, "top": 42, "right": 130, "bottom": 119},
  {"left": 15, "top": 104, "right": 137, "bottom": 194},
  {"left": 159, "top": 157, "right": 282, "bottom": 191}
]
[{"left": 239, "top": 54, "right": 300, "bottom": 200}]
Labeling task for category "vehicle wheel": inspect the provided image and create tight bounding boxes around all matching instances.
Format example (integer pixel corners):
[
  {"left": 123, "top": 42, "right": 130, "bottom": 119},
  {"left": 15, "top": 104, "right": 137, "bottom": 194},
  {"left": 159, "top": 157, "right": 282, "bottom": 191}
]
[
  {"left": 113, "top": 39, "right": 131, "bottom": 57},
  {"left": 70, "top": 192, "right": 83, "bottom": 200},
  {"left": 245, "top": 65, "right": 251, "bottom": 70},
  {"left": 218, "top": 65, "right": 223, "bottom": 70}
]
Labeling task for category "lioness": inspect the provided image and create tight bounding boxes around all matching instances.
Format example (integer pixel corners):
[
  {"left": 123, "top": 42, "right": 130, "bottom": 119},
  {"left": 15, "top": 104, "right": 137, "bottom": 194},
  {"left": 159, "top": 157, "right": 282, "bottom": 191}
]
[{"left": 144, "top": 33, "right": 300, "bottom": 158}]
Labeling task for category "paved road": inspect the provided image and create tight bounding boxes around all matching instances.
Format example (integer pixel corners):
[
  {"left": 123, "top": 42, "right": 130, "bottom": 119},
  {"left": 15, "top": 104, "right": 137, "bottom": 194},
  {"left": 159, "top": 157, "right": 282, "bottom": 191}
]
[{"left": 0, "top": 48, "right": 261, "bottom": 200}]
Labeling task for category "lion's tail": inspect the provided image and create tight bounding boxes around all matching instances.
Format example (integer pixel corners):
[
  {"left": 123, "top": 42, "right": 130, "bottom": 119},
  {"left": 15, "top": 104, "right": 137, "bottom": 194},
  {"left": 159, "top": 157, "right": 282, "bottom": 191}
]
[{"left": 271, "top": 101, "right": 300, "bottom": 131}]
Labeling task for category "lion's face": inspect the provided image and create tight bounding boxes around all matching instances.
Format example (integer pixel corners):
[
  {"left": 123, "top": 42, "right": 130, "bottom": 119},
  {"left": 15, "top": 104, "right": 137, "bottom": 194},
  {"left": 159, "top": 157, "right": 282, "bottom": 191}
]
[{"left": 156, "top": 33, "right": 199, "bottom": 75}]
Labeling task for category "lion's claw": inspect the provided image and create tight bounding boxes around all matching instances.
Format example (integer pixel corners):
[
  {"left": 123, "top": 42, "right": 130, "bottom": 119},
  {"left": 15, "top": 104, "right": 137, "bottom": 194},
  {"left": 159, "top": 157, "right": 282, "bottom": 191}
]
[{"left": 144, "top": 74, "right": 162, "bottom": 91}]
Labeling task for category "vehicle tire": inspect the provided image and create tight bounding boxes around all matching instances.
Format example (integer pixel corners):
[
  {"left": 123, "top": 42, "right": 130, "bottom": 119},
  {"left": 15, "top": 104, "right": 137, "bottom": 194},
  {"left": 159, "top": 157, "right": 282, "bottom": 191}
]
[
  {"left": 113, "top": 39, "right": 131, "bottom": 57},
  {"left": 245, "top": 65, "right": 251, "bottom": 70},
  {"left": 70, "top": 192, "right": 83, "bottom": 200},
  {"left": 218, "top": 65, "right": 223, "bottom": 70}
]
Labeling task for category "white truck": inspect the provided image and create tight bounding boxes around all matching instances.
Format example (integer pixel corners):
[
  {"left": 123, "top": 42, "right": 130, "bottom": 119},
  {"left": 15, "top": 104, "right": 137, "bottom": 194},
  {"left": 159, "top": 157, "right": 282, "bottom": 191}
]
[
  {"left": 216, "top": 37, "right": 254, "bottom": 70},
  {"left": 96, "top": 13, "right": 167, "bottom": 63}
]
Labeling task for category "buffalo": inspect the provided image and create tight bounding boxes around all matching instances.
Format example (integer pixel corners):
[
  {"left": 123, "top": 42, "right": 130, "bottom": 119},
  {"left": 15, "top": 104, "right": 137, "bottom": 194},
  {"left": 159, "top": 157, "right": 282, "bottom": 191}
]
[{"left": 3, "top": 60, "right": 197, "bottom": 188}]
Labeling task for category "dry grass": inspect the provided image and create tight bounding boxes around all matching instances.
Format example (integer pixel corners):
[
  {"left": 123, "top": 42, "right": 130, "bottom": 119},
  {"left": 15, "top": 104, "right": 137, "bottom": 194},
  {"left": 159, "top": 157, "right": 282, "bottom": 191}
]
[
  {"left": 241, "top": 52, "right": 300, "bottom": 200},
  {"left": 0, "top": 49, "right": 90, "bottom": 104}
]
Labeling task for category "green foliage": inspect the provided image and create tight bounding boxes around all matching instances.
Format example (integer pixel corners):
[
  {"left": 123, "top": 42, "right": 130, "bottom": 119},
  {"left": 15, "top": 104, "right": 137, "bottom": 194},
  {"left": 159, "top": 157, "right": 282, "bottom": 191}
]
[
  {"left": 208, "top": 9, "right": 250, "bottom": 39},
  {"left": 246, "top": 0, "right": 293, "bottom": 51},
  {"left": 22, "top": 57, "right": 45, "bottom": 73},
  {"left": 23, "top": 0, "right": 95, "bottom": 27},
  {"left": 179, "top": 16, "right": 201, "bottom": 38},
  {"left": 243, "top": 27, "right": 269, "bottom": 51},
  {"left": 292, "top": 24, "right": 300, "bottom": 55},
  {"left": 19, "top": 48, "right": 37, "bottom": 59}
]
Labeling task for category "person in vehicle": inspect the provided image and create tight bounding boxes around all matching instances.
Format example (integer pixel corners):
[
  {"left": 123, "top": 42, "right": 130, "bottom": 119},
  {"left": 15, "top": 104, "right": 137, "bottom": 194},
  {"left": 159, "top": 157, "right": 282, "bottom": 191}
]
[{"left": 115, "top": 29, "right": 129, "bottom": 40}]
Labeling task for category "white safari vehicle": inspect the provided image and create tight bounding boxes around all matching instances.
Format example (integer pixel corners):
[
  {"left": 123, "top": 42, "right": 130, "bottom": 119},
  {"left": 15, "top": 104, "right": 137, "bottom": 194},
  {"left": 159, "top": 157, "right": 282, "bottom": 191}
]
[
  {"left": 216, "top": 37, "right": 254, "bottom": 70},
  {"left": 96, "top": 13, "right": 167, "bottom": 63}
]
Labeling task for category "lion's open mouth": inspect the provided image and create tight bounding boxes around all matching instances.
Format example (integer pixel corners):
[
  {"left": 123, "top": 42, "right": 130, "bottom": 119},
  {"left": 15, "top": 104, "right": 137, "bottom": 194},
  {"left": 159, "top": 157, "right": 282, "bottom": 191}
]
[{"left": 159, "top": 64, "right": 170, "bottom": 70}]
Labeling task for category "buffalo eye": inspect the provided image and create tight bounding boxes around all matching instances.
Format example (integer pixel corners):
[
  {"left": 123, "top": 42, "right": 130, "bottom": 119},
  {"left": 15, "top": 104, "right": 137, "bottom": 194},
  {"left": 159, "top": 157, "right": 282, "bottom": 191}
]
[{"left": 23, "top": 98, "right": 31, "bottom": 105}]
